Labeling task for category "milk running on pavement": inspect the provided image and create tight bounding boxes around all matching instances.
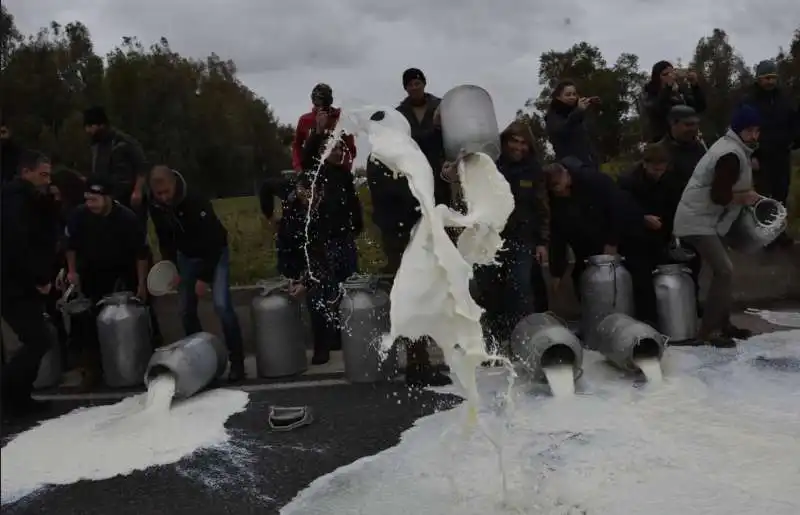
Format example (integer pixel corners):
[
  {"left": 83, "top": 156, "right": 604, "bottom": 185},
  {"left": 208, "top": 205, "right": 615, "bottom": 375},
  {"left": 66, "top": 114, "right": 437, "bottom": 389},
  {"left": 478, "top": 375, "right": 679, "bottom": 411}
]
[
  {"left": 1, "top": 374, "right": 249, "bottom": 504},
  {"left": 543, "top": 364, "right": 576, "bottom": 397}
]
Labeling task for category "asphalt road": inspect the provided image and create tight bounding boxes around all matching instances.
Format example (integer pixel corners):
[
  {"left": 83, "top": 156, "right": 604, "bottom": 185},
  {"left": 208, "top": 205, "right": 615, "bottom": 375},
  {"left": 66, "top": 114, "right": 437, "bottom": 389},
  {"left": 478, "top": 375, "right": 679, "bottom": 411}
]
[{"left": 1, "top": 384, "right": 461, "bottom": 515}]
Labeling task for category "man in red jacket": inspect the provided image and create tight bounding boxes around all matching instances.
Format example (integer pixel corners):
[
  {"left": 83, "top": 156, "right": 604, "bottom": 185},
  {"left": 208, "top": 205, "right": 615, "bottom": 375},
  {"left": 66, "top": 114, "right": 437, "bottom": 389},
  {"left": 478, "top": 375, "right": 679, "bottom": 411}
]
[{"left": 291, "top": 83, "right": 356, "bottom": 172}]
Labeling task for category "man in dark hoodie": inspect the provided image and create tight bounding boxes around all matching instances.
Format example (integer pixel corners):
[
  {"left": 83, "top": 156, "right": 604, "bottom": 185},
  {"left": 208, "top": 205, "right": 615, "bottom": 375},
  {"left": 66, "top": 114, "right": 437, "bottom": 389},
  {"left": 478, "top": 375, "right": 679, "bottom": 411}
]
[
  {"left": 659, "top": 106, "right": 707, "bottom": 186},
  {"left": 148, "top": 166, "right": 245, "bottom": 382},
  {"left": 742, "top": 59, "right": 798, "bottom": 249},
  {"left": 545, "top": 156, "right": 639, "bottom": 300},
  {"left": 641, "top": 61, "right": 706, "bottom": 142},
  {"left": 475, "top": 121, "right": 550, "bottom": 344},
  {"left": 617, "top": 143, "right": 686, "bottom": 324},
  {"left": 1, "top": 150, "right": 58, "bottom": 417}
]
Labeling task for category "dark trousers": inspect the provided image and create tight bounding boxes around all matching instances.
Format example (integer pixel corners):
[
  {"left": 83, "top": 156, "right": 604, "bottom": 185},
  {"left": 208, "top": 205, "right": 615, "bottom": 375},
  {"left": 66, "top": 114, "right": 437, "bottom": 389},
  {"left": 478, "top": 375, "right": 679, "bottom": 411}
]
[
  {"left": 1, "top": 295, "right": 52, "bottom": 402},
  {"left": 754, "top": 153, "right": 792, "bottom": 205},
  {"left": 622, "top": 252, "right": 660, "bottom": 326},
  {"left": 475, "top": 239, "right": 540, "bottom": 345},
  {"left": 306, "top": 237, "right": 358, "bottom": 353}
]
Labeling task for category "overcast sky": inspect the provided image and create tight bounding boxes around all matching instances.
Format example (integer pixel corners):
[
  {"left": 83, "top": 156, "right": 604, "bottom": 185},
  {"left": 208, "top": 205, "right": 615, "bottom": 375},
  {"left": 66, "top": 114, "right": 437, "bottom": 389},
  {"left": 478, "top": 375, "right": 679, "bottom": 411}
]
[{"left": 5, "top": 0, "right": 797, "bottom": 159}]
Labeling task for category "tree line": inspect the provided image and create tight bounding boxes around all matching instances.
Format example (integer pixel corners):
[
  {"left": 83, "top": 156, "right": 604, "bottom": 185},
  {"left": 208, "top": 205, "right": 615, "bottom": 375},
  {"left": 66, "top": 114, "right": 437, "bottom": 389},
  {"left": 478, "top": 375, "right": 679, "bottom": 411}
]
[
  {"left": 517, "top": 27, "right": 800, "bottom": 161},
  {"left": 1, "top": 5, "right": 798, "bottom": 197}
]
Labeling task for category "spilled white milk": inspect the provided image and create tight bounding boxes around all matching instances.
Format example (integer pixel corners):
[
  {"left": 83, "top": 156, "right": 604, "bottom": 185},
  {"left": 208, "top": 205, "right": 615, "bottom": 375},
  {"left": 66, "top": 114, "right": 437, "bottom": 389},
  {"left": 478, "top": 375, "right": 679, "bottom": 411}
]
[
  {"left": 542, "top": 365, "right": 575, "bottom": 397},
  {"left": 634, "top": 357, "right": 663, "bottom": 384},
  {"left": 1, "top": 374, "right": 249, "bottom": 505},
  {"left": 282, "top": 330, "right": 800, "bottom": 515},
  {"left": 746, "top": 308, "right": 800, "bottom": 328}
]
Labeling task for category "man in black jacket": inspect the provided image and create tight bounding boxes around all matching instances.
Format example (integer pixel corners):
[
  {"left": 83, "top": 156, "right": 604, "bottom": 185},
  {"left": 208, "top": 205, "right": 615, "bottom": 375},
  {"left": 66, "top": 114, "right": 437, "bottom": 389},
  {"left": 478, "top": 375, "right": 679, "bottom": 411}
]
[
  {"left": 743, "top": 60, "right": 798, "bottom": 249},
  {"left": 1, "top": 150, "right": 58, "bottom": 417},
  {"left": 475, "top": 120, "right": 550, "bottom": 344},
  {"left": 659, "top": 106, "right": 707, "bottom": 186},
  {"left": 148, "top": 166, "right": 245, "bottom": 382},
  {"left": 64, "top": 177, "right": 151, "bottom": 388}
]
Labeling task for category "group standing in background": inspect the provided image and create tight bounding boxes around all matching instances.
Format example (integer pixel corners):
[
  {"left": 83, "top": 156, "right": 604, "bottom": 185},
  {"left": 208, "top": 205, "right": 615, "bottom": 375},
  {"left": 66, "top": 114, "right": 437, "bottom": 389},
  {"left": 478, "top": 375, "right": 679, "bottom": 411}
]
[{"left": 2, "top": 56, "right": 799, "bottom": 415}]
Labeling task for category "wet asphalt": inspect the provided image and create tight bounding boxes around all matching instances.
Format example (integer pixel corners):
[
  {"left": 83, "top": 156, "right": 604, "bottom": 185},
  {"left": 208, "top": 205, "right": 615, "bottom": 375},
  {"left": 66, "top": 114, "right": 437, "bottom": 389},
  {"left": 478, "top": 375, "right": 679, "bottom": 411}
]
[{"left": 1, "top": 384, "right": 461, "bottom": 515}]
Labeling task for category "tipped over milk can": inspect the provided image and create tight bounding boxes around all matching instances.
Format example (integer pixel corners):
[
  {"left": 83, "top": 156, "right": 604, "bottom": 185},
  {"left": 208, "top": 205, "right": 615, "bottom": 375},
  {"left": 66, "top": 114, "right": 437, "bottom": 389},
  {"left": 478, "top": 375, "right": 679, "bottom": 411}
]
[
  {"left": 726, "top": 197, "right": 788, "bottom": 254},
  {"left": 595, "top": 313, "right": 668, "bottom": 373},
  {"left": 510, "top": 312, "right": 583, "bottom": 383},
  {"left": 144, "top": 332, "right": 228, "bottom": 399},
  {"left": 440, "top": 85, "right": 502, "bottom": 162},
  {"left": 339, "top": 274, "right": 399, "bottom": 383},
  {"left": 653, "top": 264, "right": 697, "bottom": 342},
  {"left": 251, "top": 278, "right": 309, "bottom": 378},
  {"left": 580, "top": 254, "right": 635, "bottom": 349}
]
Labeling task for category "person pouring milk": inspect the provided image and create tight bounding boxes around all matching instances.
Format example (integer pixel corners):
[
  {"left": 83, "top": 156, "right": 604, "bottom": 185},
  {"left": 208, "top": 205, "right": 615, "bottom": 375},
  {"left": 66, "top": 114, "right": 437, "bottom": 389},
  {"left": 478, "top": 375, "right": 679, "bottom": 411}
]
[{"left": 672, "top": 104, "right": 763, "bottom": 349}]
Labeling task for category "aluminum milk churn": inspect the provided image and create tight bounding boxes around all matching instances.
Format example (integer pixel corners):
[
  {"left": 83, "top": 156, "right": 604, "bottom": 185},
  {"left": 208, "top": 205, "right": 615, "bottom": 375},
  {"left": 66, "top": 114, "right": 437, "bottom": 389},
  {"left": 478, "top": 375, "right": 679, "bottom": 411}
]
[
  {"left": 726, "top": 197, "right": 788, "bottom": 254},
  {"left": 97, "top": 292, "right": 152, "bottom": 388},
  {"left": 339, "top": 274, "right": 399, "bottom": 383},
  {"left": 251, "top": 278, "right": 309, "bottom": 378},
  {"left": 33, "top": 313, "right": 63, "bottom": 390},
  {"left": 440, "top": 85, "right": 502, "bottom": 162},
  {"left": 653, "top": 264, "right": 697, "bottom": 342},
  {"left": 145, "top": 332, "right": 228, "bottom": 399},
  {"left": 510, "top": 312, "right": 583, "bottom": 383},
  {"left": 579, "top": 254, "right": 634, "bottom": 349},
  {"left": 595, "top": 313, "right": 667, "bottom": 373}
]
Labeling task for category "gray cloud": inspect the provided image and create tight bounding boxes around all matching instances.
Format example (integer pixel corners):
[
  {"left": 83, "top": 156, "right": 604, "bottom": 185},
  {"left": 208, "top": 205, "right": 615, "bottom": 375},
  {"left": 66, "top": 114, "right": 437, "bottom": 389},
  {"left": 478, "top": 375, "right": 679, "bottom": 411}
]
[{"left": 5, "top": 0, "right": 797, "bottom": 165}]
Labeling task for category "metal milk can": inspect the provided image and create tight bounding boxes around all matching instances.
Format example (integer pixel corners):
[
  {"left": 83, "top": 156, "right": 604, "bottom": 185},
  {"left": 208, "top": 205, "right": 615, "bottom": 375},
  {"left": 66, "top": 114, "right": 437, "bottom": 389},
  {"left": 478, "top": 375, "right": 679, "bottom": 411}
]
[
  {"left": 339, "top": 274, "right": 399, "bottom": 383},
  {"left": 96, "top": 292, "right": 152, "bottom": 388},
  {"left": 251, "top": 278, "right": 309, "bottom": 378},
  {"left": 726, "top": 197, "right": 788, "bottom": 254},
  {"left": 510, "top": 312, "right": 583, "bottom": 383},
  {"left": 33, "top": 313, "right": 63, "bottom": 390},
  {"left": 144, "top": 332, "right": 228, "bottom": 399},
  {"left": 595, "top": 313, "right": 668, "bottom": 373},
  {"left": 440, "top": 85, "right": 502, "bottom": 162},
  {"left": 653, "top": 264, "right": 697, "bottom": 342},
  {"left": 579, "top": 254, "right": 634, "bottom": 349}
]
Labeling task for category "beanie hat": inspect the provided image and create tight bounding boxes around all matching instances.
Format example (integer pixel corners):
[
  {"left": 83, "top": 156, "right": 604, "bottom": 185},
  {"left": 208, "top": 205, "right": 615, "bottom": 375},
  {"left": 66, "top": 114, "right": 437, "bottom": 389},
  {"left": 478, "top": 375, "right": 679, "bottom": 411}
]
[
  {"left": 83, "top": 106, "right": 109, "bottom": 127},
  {"left": 402, "top": 68, "right": 426, "bottom": 88},
  {"left": 730, "top": 104, "right": 761, "bottom": 134},
  {"left": 755, "top": 60, "right": 778, "bottom": 78}
]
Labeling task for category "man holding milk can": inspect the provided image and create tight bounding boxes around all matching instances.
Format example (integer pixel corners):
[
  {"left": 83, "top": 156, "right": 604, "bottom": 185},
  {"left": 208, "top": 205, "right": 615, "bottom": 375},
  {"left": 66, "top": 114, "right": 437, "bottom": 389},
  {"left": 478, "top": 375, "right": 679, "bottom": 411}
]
[{"left": 672, "top": 105, "right": 763, "bottom": 348}]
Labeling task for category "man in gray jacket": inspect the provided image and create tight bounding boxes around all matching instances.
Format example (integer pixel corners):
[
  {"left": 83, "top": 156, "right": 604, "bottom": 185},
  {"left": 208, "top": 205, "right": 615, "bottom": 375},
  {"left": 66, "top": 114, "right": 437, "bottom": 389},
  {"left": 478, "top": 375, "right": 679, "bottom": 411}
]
[{"left": 673, "top": 105, "right": 762, "bottom": 348}]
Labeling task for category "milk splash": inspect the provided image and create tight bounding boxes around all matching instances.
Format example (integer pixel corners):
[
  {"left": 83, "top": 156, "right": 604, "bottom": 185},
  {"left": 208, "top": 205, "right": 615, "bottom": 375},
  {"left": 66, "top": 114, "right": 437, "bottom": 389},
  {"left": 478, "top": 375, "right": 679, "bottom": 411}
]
[
  {"left": 282, "top": 330, "right": 800, "bottom": 515},
  {"left": 542, "top": 365, "right": 576, "bottom": 397},
  {"left": 635, "top": 357, "right": 663, "bottom": 384},
  {"left": 1, "top": 375, "right": 249, "bottom": 505}
]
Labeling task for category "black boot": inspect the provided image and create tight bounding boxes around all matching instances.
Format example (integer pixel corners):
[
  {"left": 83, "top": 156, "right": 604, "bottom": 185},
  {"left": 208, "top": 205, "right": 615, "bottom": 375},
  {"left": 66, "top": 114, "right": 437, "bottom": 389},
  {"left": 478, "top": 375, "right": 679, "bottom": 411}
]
[
  {"left": 722, "top": 323, "right": 753, "bottom": 340},
  {"left": 227, "top": 362, "right": 246, "bottom": 383}
]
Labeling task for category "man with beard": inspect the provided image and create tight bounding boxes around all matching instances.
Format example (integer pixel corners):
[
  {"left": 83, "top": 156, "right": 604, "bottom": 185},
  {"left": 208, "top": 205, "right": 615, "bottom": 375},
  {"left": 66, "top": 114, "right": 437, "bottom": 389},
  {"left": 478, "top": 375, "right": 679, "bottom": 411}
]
[
  {"left": 291, "top": 83, "right": 357, "bottom": 173},
  {"left": 673, "top": 105, "right": 763, "bottom": 348},
  {"left": 474, "top": 121, "right": 550, "bottom": 347},
  {"left": 0, "top": 119, "right": 22, "bottom": 185},
  {"left": 659, "top": 106, "right": 707, "bottom": 186},
  {"left": 148, "top": 166, "right": 246, "bottom": 382},
  {"left": 1, "top": 150, "right": 58, "bottom": 417},
  {"left": 65, "top": 177, "right": 150, "bottom": 389},
  {"left": 742, "top": 60, "right": 798, "bottom": 249}
]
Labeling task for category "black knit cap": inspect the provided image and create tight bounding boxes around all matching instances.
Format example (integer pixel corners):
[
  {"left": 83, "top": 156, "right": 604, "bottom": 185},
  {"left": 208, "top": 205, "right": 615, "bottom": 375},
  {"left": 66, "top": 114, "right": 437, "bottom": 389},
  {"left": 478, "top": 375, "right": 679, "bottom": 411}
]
[
  {"left": 402, "top": 68, "right": 426, "bottom": 87},
  {"left": 83, "top": 106, "right": 109, "bottom": 127},
  {"left": 755, "top": 60, "right": 778, "bottom": 78},
  {"left": 85, "top": 175, "right": 113, "bottom": 196}
]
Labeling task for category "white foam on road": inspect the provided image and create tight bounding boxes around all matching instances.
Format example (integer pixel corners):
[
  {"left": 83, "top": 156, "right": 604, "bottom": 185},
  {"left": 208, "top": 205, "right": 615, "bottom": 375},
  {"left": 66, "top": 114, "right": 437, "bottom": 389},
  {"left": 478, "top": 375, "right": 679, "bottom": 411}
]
[
  {"left": 1, "top": 383, "right": 249, "bottom": 505},
  {"left": 282, "top": 330, "right": 800, "bottom": 515}
]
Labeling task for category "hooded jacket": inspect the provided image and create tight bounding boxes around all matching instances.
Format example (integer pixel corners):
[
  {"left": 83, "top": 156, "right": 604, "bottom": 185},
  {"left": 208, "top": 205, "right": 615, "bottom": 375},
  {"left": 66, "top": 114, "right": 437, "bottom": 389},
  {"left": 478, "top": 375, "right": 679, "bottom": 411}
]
[
  {"left": 148, "top": 170, "right": 228, "bottom": 283},
  {"left": 549, "top": 157, "right": 637, "bottom": 278},
  {"left": 291, "top": 107, "right": 357, "bottom": 172},
  {"left": 496, "top": 121, "right": 550, "bottom": 245},
  {"left": 1, "top": 178, "right": 59, "bottom": 297},
  {"left": 545, "top": 99, "right": 597, "bottom": 166},
  {"left": 742, "top": 84, "right": 798, "bottom": 158}
]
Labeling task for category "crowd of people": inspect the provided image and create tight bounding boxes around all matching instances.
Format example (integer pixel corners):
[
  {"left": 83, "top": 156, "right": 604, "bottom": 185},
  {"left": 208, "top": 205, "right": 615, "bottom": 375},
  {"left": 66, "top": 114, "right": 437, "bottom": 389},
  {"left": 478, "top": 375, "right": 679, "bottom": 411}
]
[{"left": 1, "top": 57, "right": 798, "bottom": 419}]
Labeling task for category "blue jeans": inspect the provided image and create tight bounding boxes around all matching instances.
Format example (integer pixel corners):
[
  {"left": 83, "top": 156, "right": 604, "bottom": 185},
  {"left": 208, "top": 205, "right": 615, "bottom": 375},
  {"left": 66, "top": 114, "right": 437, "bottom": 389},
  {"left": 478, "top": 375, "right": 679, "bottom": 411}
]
[
  {"left": 177, "top": 247, "right": 244, "bottom": 368},
  {"left": 475, "top": 239, "right": 537, "bottom": 344}
]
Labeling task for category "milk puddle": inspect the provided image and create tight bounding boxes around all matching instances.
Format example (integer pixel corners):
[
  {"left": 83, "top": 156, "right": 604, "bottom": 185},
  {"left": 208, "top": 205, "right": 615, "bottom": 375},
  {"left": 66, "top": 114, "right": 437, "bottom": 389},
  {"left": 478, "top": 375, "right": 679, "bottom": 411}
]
[
  {"left": 634, "top": 357, "right": 663, "bottom": 384},
  {"left": 746, "top": 308, "right": 800, "bottom": 328},
  {"left": 282, "top": 330, "right": 800, "bottom": 515},
  {"left": 1, "top": 374, "right": 250, "bottom": 505},
  {"left": 543, "top": 365, "right": 575, "bottom": 397}
]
